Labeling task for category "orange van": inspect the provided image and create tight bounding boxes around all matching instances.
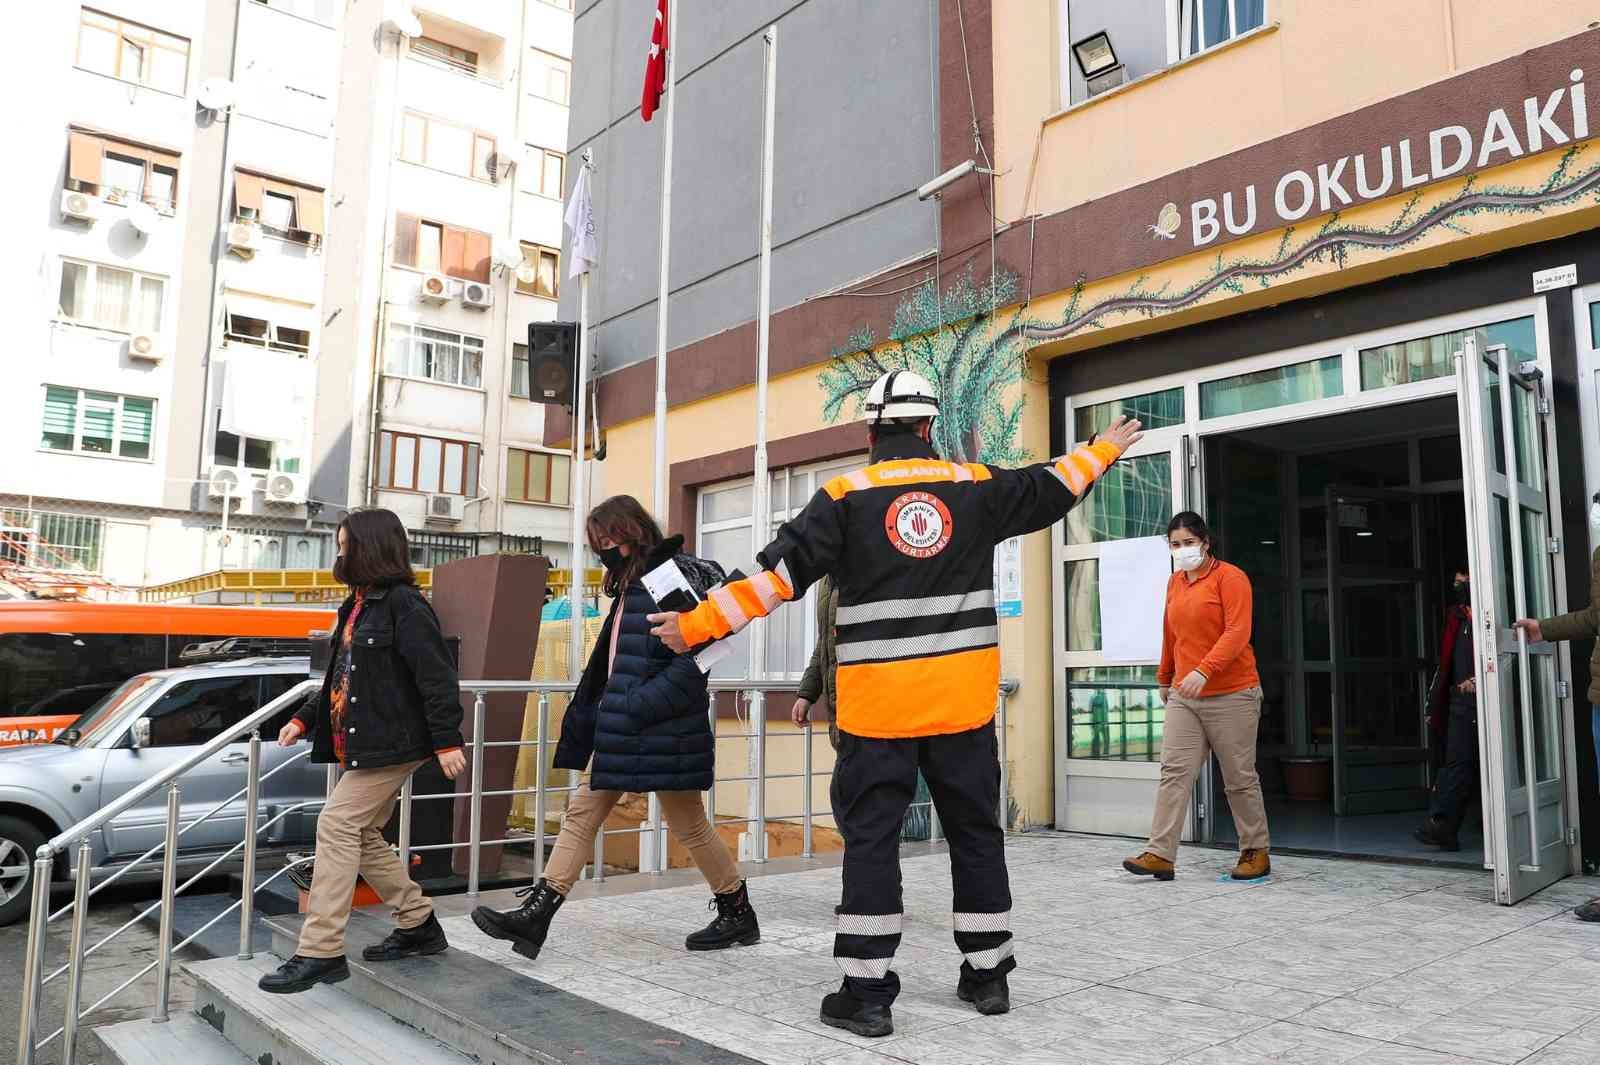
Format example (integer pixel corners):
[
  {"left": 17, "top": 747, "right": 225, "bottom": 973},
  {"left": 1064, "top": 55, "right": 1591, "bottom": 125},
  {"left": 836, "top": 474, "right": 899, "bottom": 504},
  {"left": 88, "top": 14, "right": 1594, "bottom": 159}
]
[{"left": 0, "top": 601, "right": 334, "bottom": 746}]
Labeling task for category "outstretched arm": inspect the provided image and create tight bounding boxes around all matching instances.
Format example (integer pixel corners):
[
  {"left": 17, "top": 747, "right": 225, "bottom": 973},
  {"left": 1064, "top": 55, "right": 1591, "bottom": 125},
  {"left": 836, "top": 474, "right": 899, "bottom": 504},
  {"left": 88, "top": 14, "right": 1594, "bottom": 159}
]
[{"left": 982, "top": 416, "right": 1144, "bottom": 541}]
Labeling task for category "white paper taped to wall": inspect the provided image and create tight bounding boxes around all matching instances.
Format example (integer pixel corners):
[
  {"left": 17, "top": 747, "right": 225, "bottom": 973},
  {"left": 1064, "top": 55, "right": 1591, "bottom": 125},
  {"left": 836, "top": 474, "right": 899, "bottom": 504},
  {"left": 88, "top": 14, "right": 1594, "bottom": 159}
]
[{"left": 1098, "top": 536, "right": 1171, "bottom": 663}]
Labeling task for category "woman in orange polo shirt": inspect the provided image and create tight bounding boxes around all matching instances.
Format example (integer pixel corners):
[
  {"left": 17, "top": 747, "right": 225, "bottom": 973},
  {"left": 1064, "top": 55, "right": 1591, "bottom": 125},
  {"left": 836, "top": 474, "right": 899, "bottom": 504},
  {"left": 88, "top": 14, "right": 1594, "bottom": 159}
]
[{"left": 1123, "top": 511, "right": 1270, "bottom": 882}]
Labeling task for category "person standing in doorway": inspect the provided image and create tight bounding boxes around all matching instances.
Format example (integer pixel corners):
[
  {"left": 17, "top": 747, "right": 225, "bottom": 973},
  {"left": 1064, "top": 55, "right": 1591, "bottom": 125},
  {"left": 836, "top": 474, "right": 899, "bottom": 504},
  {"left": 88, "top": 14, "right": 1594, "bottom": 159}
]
[
  {"left": 260, "top": 509, "right": 467, "bottom": 994},
  {"left": 1124, "top": 512, "right": 1269, "bottom": 883},
  {"left": 471, "top": 496, "right": 758, "bottom": 958},
  {"left": 1514, "top": 499, "right": 1600, "bottom": 919},
  {"left": 650, "top": 369, "right": 1142, "bottom": 1036},
  {"left": 1416, "top": 568, "right": 1477, "bottom": 851}
]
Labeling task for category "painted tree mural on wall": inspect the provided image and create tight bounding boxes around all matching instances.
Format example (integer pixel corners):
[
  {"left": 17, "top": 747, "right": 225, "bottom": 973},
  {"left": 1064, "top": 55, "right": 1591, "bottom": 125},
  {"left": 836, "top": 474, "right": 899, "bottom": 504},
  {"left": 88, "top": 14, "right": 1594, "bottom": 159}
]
[{"left": 819, "top": 266, "right": 1032, "bottom": 465}]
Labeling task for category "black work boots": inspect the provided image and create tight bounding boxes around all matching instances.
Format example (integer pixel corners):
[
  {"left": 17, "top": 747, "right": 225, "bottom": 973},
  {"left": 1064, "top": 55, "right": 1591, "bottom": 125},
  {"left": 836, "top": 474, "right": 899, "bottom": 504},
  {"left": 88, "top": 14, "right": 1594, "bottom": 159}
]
[
  {"left": 363, "top": 913, "right": 449, "bottom": 962},
  {"left": 820, "top": 985, "right": 894, "bottom": 1038},
  {"left": 685, "top": 880, "right": 760, "bottom": 951},
  {"left": 471, "top": 878, "right": 565, "bottom": 959},
  {"left": 957, "top": 967, "right": 1011, "bottom": 1015},
  {"left": 258, "top": 954, "right": 350, "bottom": 994}
]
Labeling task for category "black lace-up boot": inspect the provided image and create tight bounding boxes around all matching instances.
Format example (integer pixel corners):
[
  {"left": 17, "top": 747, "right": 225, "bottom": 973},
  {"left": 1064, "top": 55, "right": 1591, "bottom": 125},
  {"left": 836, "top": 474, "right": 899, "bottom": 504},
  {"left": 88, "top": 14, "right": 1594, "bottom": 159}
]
[
  {"left": 684, "top": 880, "right": 760, "bottom": 951},
  {"left": 471, "top": 878, "right": 564, "bottom": 959}
]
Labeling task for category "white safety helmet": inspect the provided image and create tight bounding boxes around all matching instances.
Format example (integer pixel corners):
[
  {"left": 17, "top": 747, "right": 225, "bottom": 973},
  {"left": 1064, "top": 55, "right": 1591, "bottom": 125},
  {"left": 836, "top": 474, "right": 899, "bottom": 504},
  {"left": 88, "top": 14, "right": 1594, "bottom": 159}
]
[{"left": 862, "top": 370, "right": 940, "bottom": 425}]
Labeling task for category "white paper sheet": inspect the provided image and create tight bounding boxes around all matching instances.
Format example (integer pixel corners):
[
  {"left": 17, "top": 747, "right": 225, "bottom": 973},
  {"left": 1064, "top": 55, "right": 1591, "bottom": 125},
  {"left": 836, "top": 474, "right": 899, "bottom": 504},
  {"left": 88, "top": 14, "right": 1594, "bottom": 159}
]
[
  {"left": 641, "top": 559, "right": 699, "bottom": 612},
  {"left": 1098, "top": 536, "right": 1171, "bottom": 663}
]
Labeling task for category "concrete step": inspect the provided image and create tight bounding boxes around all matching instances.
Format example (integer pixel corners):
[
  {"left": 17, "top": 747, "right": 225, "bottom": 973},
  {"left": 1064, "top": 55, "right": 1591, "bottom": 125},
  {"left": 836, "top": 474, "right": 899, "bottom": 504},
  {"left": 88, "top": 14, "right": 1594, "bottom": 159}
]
[
  {"left": 96, "top": 1011, "right": 251, "bottom": 1065},
  {"left": 263, "top": 910, "right": 761, "bottom": 1065},
  {"left": 185, "top": 955, "right": 471, "bottom": 1065}
]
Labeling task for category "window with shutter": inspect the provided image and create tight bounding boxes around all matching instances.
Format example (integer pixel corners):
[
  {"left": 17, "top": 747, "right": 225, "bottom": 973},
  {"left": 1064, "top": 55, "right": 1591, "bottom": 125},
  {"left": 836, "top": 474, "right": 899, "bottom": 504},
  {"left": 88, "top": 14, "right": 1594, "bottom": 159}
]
[
  {"left": 120, "top": 398, "right": 154, "bottom": 459},
  {"left": 41, "top": 388, "right": 79, "bottom": 451}
]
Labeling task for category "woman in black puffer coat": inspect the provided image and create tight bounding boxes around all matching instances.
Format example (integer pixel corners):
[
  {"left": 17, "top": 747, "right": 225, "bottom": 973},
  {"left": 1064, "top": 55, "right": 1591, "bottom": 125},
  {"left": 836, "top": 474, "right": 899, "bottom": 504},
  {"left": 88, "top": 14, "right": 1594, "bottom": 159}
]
[{"left": 472, "top": 495, "right": 756, "bottom": 959}]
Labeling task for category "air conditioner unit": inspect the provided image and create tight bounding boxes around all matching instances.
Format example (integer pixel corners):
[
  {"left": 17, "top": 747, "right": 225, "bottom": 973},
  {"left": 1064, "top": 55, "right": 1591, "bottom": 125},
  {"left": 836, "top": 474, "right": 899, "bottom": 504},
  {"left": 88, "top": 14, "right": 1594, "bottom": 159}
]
[
  {"left": 207, "top": 464, "right": 245, "bottom": 499},
  {"left": 425, "top": 493, "right": 464, "bottom": 524},
  {"left": 460, "top": 281, "right": 493, "bottom": 309},
  {"left": 128, "top": 333, "right": 163, "bottom": 362},
  {"left": 418, "top": 273, "right": 452, "bottom": 304},
  {"left": 227, "top": 221, "right": 261, "bottom": 255},
  {"left": 262, "top": 471, "right": 308, "bottom": 505},
  {"left": 60, "top": 189, "right": 99, "bottom": 223}
]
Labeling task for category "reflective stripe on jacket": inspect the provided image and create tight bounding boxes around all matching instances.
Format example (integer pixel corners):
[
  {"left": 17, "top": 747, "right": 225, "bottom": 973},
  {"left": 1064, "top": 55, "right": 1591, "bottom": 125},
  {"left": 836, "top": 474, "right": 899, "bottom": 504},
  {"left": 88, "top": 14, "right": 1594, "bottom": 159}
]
[{"left": 679, "top": 434, "right": 1123, "bottom": 739}]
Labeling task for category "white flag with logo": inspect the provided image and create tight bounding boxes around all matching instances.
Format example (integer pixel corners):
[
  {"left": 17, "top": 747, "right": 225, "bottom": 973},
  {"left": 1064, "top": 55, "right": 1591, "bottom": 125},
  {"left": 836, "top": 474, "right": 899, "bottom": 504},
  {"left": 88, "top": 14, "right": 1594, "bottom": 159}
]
[{"left": 564, "top": 164, "right": 598, "bottom": 278}]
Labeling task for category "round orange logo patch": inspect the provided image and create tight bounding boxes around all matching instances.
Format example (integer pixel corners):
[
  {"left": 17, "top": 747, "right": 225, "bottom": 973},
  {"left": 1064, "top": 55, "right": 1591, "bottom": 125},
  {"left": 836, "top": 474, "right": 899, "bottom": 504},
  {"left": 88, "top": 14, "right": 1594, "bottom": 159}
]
[{"left": 885, "top": 491, "right": 953, "bottom": 558}]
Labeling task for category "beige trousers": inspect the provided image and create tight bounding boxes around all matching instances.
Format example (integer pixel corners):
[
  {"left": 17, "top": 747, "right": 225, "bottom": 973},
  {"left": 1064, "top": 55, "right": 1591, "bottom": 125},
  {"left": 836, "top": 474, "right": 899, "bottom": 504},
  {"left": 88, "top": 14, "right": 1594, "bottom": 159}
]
[
  {"left": 299, "top": 760, "right": 432, "bottom": 958},
  {"left": 1146, "top": 687, "right": 1270, "bottom": 861},
  {"left": 544, "top": 781, "right": 742, "bottom": 896}
]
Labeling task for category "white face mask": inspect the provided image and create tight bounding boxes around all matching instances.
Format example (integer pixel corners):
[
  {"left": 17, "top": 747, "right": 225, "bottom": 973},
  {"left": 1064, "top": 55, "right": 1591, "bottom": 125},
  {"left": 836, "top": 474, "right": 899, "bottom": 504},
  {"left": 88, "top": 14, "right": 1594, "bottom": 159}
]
[
  {"left": 1590, "top": 501, "right": 1600, "bottom": 531},
  {"left": 1172, "top": 544, "right": 1206, "bottom": 571}
]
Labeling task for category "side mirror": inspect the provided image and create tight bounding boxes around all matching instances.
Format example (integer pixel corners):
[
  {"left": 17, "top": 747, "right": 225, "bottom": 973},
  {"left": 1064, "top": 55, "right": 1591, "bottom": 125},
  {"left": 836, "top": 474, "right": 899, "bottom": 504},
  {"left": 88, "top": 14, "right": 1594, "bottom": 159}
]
[{"left": 131, "top": 718, "right": 152, "bottom": 750}]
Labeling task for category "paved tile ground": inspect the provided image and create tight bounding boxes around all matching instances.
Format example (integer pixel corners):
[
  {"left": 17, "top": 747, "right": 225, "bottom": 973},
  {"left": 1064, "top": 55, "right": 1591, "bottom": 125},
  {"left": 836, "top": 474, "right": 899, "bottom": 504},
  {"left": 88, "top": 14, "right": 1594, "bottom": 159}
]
[{"left": 444, "top": 833, "right": 1600, "bottom": 1065}]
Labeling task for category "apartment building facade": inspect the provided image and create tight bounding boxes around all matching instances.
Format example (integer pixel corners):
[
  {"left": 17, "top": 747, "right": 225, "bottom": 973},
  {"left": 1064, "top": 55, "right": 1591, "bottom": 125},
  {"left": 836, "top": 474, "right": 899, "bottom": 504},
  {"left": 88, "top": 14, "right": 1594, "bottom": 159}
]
[
  {"left": 566, "top": 0, "right": 1600, "bottom": 902},
  {"left": 3, "top": 0, "right": 577, "bottom": 598}
]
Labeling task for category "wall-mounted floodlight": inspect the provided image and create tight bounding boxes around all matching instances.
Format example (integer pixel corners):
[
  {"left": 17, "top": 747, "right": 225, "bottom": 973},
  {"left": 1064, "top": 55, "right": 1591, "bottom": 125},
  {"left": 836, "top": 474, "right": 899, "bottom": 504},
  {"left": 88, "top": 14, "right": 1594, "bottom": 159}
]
[{"left": 917, "top": 159, "right": 976, "bottom": 201}]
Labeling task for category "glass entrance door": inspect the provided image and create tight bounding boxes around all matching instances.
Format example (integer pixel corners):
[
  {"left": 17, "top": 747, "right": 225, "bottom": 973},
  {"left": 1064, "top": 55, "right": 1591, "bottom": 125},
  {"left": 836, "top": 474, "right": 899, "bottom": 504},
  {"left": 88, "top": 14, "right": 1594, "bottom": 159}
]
[
  {"left": 1323, "top": 486, "right": 1432, "bottom": 816},
  {"left": 1456, "top": 337, "right": 1569, "bottom": 904}
]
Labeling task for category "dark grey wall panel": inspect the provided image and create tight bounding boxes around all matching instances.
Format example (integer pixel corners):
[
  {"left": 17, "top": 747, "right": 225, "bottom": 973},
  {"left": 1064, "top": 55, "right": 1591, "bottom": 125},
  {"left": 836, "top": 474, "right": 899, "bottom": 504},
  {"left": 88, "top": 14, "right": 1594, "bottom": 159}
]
[{"left": 564, "top": 0, "right": 939, "bottom": 376}]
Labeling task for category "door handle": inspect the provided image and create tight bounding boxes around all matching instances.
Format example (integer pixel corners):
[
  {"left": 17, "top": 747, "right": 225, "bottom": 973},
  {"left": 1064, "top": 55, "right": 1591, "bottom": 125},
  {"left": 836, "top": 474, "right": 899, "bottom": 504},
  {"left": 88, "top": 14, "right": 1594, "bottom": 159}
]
[{"left": 220, "top": 752, "right": 250, "bottom": 766}]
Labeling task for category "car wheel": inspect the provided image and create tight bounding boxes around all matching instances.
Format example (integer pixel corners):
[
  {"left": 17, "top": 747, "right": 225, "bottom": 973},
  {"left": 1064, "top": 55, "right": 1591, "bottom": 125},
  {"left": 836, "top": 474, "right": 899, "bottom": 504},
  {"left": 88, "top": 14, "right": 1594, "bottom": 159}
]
[{"left": 0, "top": 816, "right": 47, "bottom": 927}]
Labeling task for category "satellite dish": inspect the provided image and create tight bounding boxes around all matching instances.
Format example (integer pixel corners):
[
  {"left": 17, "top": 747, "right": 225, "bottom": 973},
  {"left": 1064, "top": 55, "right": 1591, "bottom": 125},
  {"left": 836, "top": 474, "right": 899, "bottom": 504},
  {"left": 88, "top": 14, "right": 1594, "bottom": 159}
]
[
  {"left": 197, "top": 77, "right": 235, "bottom": 112},
  {"left": 128, "top": 201, "right": 160, "bottom": 236},
  {"left": 384, "top": 7, "right": 422, "bottom": 38},
  {"left": 514, "top": 260, "right": 538, "bottom": 286},
  {"left": 492, "top": 236, "right": 522, "bottom": 270}
]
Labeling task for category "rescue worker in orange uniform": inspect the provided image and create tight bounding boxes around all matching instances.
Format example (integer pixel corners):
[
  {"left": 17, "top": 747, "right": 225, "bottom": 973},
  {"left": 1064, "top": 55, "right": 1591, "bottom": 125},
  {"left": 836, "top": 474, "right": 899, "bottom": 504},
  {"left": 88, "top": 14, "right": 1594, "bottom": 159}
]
[{"left": 651, "top": 370, "right": 1142, "bottom": 1038}]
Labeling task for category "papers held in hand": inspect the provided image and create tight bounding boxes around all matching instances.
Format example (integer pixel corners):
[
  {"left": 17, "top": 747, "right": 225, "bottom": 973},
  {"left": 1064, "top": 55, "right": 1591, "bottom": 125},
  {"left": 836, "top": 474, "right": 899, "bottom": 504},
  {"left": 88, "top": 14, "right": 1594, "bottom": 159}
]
[
  {"left": 642, "top": 559, "right": 739, "bottom": 674},
  {"left": 642, "top": 558, "right": 701, "bottom": 614}
]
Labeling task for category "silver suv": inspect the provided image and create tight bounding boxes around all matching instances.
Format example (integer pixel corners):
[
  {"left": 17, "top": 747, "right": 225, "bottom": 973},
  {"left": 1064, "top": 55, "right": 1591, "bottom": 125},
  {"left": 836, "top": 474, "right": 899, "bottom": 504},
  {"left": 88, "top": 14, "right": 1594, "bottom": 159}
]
[{"left": 0, "top": 656, "right": 324, "bottom": 926}]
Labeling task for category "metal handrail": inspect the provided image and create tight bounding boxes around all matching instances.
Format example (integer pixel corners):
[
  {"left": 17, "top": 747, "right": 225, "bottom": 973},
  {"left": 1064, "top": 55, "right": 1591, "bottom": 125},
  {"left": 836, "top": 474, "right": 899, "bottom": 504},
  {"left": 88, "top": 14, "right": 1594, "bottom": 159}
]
[
  {"left": 17, "top": 674, "right": 1016, "bottom": 1065},
  {"left": 42, "top": 680, "right": 321, "bottom": 855}
]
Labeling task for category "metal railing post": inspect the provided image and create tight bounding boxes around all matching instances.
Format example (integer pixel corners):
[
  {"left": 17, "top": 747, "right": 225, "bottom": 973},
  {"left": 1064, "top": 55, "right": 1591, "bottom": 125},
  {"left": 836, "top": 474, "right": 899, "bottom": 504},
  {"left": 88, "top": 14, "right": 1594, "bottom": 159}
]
[
  {"left": 238, "top": 733, "right": 262, "bottom": 960},
  {"left": 468, "top": 691, "right": 486, "bottom": 898},
  {"left": 930, "top": 802, "right": 942, "bottom": 844},
  {"left": 60, "top": 840, "right": 92, "bottom": 1064},
  {"left": 534, "top": 692, "right": 549, "bottom": 879},
  {"left": 325, "top": 764, "right": 337, "bottom": 800},
  {"left": 752, "top": 688, "right": 767, "bottom": 863},
  {"left": 645, "top": 793, "right": 663, "bottom": 876},
  {"left": 802, "top": 720, "right": 813, "bottom": 858},
  {"left": 17, "top": 850, "right": 51, "bottom": 1065},
  {"left": 591, "top": 822, "right": 606, "bottom": 883},
  {"left": 996, "top": 686, "right": 1011, "bottom": 831},
  {"left": 398, "top": 774, "right": 413, "bottom": 873},
  {"left": 154, "top": 783, "right": 181, "bottom": 1022},
  {"left": 705, "top": 700, "right": 718, "bottom": 824}
]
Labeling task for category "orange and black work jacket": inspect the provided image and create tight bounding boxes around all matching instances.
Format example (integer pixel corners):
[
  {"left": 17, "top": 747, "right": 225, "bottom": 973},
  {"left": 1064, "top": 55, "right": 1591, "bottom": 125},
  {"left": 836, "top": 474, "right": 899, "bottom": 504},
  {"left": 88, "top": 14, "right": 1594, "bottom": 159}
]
[{"left": 677, "top": 433, "right": 1124, "bottom": 739}]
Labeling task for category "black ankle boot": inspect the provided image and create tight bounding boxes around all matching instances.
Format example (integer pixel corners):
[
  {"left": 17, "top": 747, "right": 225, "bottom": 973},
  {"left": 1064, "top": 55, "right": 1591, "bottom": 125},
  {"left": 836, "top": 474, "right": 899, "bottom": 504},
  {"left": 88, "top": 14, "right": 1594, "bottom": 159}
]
[
  {"left": 258, "top": 954, "right": 349, "bottom": 994},
  {"left": 685, "top": 880, "right": 760, "bottom": 951},
  {"left": 820, "top": 986, "right": 893, "bottom": 1038},
  {"left": 363, "top": 912, "right": 449, "bottom": 962},
  {"left": 471, "top": 879, "right": 564, "bottom": 959},
  {"left": 1414, "top": 816, "right": 1461, "bottom": 851},
  {"left": 957, "top": 968, "right": 1011, "bottom": 1015}
]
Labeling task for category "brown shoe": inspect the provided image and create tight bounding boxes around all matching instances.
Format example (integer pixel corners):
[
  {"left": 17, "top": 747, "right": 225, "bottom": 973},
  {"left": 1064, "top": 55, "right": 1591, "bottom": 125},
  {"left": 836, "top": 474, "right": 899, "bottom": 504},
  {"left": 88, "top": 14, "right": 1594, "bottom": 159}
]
[
  {"left": 1231, "top": 849, "right": 1271, "bottom": 880},
  {"left": 1122, "top": 852, "right": 1174, "bottom": 881}
]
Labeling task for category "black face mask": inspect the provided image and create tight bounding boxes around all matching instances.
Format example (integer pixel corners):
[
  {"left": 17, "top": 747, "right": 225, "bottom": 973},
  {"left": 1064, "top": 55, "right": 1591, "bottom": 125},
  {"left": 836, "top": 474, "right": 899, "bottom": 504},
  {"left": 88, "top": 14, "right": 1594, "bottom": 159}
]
[
  {"left": 332, "top": 556, "right": 350, "bottom": 586},
  {"left": 1452, "top": 580, "right": 1471, "bottom": 605},
  {"left": 597, "top": 546, "right": 626, "bottom": 572}
]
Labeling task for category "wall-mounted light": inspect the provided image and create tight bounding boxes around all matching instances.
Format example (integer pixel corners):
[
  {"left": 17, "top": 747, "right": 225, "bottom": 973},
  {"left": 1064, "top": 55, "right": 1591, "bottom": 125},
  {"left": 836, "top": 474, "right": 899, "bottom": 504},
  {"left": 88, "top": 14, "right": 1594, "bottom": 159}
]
[
  {"left": 1071, "top": 31, "right": 1119, "bottom": 78},
  {"left": 1072, "top": 31, "right": 1129, "bottom": 98}
]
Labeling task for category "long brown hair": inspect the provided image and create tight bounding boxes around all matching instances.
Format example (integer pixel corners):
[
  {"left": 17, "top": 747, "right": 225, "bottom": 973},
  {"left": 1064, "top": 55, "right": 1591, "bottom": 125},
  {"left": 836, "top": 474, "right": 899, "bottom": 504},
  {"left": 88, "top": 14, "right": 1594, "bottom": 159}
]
[
  {"left": 335, "top": 508, "right": 416, "bottom": 588},
  {"left": 587, "top": 495, "right": 665, "bottom": 597}
]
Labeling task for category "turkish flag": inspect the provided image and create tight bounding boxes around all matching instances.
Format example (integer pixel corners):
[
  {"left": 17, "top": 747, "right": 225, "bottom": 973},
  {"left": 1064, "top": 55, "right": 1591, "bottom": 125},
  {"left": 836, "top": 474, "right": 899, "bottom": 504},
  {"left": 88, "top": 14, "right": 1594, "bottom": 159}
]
[{"left": 641, "top": 0, "right": 669, "bottom": 122}]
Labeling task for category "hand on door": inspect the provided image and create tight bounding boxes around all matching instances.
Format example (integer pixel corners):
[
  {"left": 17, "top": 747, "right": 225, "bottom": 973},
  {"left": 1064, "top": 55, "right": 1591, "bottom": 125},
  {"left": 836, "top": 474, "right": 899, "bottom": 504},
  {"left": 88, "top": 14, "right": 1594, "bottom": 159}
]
[{"left": 1513, "top": 618, "right": 1543, "bottom": 643}]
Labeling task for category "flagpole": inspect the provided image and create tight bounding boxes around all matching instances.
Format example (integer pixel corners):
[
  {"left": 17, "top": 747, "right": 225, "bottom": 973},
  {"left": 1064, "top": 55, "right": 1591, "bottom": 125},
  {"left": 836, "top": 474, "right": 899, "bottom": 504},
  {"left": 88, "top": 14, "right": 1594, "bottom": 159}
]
[
  {"left": 569, "top": 150, "right": 594, "bottom": 688},
  {"left": 650, "top": 1, "right": 679, "bottom": 523},
  {"left": 746, "top": 23, "right": 778, "bottom": 863}
]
